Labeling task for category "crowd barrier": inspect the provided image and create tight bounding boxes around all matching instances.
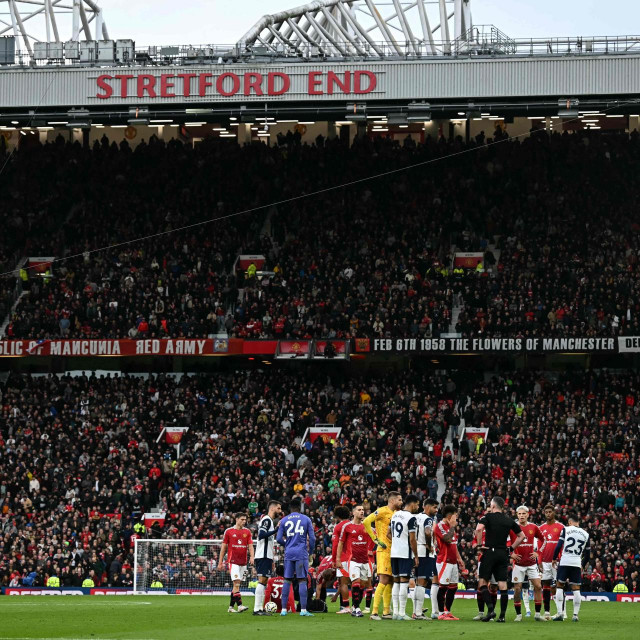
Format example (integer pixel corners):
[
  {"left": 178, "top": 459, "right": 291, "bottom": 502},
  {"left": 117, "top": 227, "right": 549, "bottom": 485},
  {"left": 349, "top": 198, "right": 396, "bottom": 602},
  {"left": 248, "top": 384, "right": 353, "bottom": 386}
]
[{"left": 2, "top": 587, "right": 639, "bottom": 601}]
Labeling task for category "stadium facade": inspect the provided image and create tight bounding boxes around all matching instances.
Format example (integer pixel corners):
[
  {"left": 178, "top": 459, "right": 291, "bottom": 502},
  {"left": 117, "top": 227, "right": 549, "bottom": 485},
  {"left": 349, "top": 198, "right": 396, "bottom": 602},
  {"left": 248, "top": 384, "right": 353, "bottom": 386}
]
[{"left": 1, "top": 0, "right": 640, "bottom": 148}]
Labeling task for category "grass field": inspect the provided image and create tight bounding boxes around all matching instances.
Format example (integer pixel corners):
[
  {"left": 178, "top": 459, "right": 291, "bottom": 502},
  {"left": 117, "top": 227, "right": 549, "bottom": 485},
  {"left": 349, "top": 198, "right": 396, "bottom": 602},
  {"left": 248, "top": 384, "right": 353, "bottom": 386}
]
[{"left": 2, "top": 596, "right": 639, "bottom": 640}]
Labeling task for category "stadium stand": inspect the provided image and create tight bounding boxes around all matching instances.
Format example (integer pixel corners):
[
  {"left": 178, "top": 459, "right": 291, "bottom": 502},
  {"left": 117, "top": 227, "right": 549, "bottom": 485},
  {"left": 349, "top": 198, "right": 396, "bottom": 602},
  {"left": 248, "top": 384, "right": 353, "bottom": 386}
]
[
  {"left": 0, "top": 369, "right": 638, "bottom": 591},
  {"left": 4, "top": 131, "right": 640, "bottom": 340}
]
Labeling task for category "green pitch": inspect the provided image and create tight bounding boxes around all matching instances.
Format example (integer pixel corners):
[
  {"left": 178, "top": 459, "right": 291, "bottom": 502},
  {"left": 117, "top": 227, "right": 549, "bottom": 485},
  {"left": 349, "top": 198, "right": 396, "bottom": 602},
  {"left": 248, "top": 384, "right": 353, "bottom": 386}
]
[{"left": 2, "top": 596, "right": 639, "bottom": 640}]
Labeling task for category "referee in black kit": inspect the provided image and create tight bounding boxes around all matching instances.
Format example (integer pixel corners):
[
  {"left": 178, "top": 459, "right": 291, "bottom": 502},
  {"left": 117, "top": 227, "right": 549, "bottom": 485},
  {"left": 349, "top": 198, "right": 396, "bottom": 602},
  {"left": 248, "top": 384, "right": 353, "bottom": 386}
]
[{"left": 475, "top": 496, "right": 525, "bottom": 622}]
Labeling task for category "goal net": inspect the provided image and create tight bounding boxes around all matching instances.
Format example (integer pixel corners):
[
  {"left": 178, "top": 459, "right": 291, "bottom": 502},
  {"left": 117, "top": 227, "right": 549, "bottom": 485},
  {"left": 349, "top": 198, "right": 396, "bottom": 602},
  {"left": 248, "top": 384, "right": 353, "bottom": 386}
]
[{"left": 134, "top": 538, "right": 257, "bottom": 594}]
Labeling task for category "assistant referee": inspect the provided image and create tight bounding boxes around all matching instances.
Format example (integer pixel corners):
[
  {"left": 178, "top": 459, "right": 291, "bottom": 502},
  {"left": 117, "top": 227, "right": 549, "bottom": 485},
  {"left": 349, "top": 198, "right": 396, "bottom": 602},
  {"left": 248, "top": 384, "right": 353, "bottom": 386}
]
[{"left": 475, "top": 496, "right": 525, "bottom": 622}]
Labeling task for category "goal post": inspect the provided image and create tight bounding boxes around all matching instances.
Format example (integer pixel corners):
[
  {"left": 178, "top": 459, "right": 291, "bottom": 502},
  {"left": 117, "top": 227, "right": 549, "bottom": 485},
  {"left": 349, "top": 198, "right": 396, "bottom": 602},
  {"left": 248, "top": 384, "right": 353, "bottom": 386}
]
[{"left": 133, "top": 538, "right": 256, "bottom": 594}]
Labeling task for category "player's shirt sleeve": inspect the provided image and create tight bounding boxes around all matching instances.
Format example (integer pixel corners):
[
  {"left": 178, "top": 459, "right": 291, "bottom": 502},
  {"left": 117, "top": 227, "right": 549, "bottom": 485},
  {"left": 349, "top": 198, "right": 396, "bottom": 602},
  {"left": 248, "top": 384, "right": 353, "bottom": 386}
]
[
  {"left": 582, "top": 537, "right": 591, "bottom": 566},
  {"left": 408, "top": 516, "right": 417, "bottom": 533},
  {"left": 276, "top": 517, "right": 286, "bottom": 546},
  {"left": 533, "top": 525, "right": 545, "bottom": 552},
  {"left": 258, "top": 517, "right": 274, "bottom": 540},
  {"left": 222, "top": 529, "right": 230, "bottom": 546},
  {"left": 307, "top": 517, "right": 316, "bottom": 551},
  {"left": 363, "top": 512, "right": 377, "bottom": 542},
  {"left": 510, "top": 521, "right": 522, "bottom": 534},
  {"left": 478, "top": 516, "right": 488, "bottom": 527},
  {"left": 553, "top": 527, "right": 566, "bottom": 560}
]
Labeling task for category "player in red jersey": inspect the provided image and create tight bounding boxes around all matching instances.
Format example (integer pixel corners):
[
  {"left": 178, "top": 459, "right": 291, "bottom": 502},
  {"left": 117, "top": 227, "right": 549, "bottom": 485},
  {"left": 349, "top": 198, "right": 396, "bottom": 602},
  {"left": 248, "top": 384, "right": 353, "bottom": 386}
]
[
  {"left": 331, "top": 505, "right": 352, "bottom": 614},
  {"left": 219, "top": 512, "right": 254, "bottom": 613},
  {"left": 336, "top": 505, "right": 371, "bottom": 617},
  {"left": 539, "top": 504, "right": 565, "bottom": 620},
  {"left": 265, "top": 565, "right": 296, "bottom": 613},
  {"left": 434, "top": 505, "right": 466, "bottom": 621},
  {"left": 364, "top": 533, "right": 376, "bottom": 612},
  {"left": 509, "top": 506, "right": 545, "bottom": 621}
]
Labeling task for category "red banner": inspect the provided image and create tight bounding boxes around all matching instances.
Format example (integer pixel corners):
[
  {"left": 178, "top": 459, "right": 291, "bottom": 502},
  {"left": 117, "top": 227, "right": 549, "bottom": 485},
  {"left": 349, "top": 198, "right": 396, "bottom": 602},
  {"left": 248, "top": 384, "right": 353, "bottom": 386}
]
[
  {"left": 0, "top": 339, "right": 243, "bottom": 357},
  {"left": 314, "top": 340, "right": 347, "bottom": 355},
  {"left": 165, "top": 427, "right": 187, "bottom": 444},
  {"left": 453, "top": 252, "right": 484, "bottom": 269},
  {"left": 278, "top": 340, "right": 311, "bottom": 356}
]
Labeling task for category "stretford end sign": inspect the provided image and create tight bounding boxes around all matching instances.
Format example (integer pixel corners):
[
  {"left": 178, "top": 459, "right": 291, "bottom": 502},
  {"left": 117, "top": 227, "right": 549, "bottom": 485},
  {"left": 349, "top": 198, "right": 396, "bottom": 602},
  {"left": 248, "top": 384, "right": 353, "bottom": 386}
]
[{"left": 95, "top": 70, "right": 378, "bottom": 99}]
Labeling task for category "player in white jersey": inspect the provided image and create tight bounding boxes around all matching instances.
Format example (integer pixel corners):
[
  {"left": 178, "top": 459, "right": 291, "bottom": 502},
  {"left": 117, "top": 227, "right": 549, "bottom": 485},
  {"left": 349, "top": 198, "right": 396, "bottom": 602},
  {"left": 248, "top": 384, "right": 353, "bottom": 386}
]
[
  {"left": 412, "top": 497, "right": 439, "bottom": 620},
  {"left": 254, "top": 500, "right": 282, "bottom": 615},
  {"left": 390, "top": 494, "right": 420, "bottom": 621},
  {"left": 552, "top": 512, "right": 590, "bottom": 622}
]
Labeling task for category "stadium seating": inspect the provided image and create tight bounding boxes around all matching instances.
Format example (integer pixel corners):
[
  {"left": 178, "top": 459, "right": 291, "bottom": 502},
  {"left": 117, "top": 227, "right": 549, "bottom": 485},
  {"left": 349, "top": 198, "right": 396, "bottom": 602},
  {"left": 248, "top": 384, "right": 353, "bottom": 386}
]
[
  {"left": 3, "top": 131, "right": 640, "bottom": 340},
  {"left": 0, "top": 369, "right": 638, "bottom": 591}
]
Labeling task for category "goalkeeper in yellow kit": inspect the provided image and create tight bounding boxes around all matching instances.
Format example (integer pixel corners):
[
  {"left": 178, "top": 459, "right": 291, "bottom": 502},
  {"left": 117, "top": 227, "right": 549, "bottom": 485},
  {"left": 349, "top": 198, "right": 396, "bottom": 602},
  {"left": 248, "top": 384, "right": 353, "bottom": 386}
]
[{"left": 363, "top": 491, "right": 403, "bottom": 620}]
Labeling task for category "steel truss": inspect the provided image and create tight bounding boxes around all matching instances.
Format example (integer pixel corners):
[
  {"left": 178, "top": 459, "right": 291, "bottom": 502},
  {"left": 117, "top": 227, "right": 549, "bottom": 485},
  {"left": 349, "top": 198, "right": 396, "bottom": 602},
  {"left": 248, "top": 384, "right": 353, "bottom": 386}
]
[
  {"left": 0, "top": 0, "right": 108, "bottom": 54},
  {"left": 237, "top": 0, "right": 472, "bottom": 58}
]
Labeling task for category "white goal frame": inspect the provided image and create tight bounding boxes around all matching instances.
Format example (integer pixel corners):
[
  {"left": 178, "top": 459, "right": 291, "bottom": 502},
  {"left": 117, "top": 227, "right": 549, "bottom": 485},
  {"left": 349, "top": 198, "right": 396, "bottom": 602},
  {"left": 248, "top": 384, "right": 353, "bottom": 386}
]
[{"left": 133, "top": 538, "right": 261, "bottom": 595}]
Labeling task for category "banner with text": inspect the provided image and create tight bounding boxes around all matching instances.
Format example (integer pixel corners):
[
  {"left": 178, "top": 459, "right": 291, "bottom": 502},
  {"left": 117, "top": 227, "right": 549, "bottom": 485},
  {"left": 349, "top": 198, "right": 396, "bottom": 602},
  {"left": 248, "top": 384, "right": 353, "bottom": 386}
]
[{"left": 358, "top": 337, "right": 640, "bottom": 354}]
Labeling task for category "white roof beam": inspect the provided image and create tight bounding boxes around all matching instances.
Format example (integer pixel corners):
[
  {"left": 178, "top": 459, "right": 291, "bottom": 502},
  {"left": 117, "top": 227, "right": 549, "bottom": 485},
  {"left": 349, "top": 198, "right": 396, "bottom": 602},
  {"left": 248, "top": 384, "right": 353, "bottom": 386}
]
[
  {"left": 334, "top": 2, "right": 384, "bottom": 57},
  {"left": 363, "top": 0, "right": 402, "bottom": 54}
]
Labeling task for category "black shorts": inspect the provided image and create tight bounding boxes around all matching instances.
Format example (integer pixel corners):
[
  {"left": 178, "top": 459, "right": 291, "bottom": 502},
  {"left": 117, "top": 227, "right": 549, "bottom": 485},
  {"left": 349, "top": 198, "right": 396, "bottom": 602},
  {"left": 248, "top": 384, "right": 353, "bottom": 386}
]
[{"left": 479, "top": 549, "right": 510, "bottom": 583}]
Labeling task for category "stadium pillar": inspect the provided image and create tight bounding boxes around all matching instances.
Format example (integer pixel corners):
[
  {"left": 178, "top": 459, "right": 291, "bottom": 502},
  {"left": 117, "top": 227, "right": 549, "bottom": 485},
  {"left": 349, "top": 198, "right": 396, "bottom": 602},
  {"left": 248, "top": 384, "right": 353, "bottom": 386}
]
[
  {"left": 237, "top": 124, "right": 251, "bottom": 145},
  {"left": 465, "top": 118, "right": 470, "bottom": 143},
  {"left": 327, "top": 121, "right": 338, "bottom": 140}
]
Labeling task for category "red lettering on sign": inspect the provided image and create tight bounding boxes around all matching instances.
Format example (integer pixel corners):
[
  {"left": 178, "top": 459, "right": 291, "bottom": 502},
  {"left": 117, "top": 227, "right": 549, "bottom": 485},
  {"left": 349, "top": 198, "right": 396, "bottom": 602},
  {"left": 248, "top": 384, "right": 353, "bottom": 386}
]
[
  {"left": 354, "top": 70, "right": 376, "bottom": 94},
  {"left": 96, "top": 75, "right": 113, "bottom": 99},
  {"left": 177, "top": 73, "right": 196, "bottom": 97},
  {"left": 137, "top": 74, "right": 157, "bottom": 98},
  {"left": 267, "top": 72, "right": 290, "bottom": 96},
  {"left": 308, "top": 71, "right": 323, "bottom": 95},
  {"left": 115, "top": 74, "right": 134, "bottom": 98},
  {"left": 198, "top": 73, "right": 213, "bottom": 97},
  {"left": 160, "top": 74, "right": 175, "bottom": 98},
  {"left": 216, "top": 72, "right": 240, "bottom": 97},
  {"left": 327, "top": 71, "right": 351, "bottom": 95},
  {"left": 244, "top": 72, "right": 263, "bottom": 96}
]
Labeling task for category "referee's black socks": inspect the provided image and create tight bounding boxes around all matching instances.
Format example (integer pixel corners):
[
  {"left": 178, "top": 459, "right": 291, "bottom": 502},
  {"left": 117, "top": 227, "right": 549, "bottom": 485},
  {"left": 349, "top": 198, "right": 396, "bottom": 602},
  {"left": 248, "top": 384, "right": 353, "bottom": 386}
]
[{"left": 500, "top": 590, "right": 509, "bottom": 617}]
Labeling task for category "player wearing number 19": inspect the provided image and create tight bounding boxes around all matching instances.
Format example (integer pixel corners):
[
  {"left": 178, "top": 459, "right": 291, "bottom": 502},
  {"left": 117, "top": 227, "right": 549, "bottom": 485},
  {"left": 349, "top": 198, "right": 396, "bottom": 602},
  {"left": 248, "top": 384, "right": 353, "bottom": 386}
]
[
  {"left": 390, "top": 494, "right": 420, "bottom": 621},
  {"left": 276, "top": 498, "right": 316, "bottom": 617}
]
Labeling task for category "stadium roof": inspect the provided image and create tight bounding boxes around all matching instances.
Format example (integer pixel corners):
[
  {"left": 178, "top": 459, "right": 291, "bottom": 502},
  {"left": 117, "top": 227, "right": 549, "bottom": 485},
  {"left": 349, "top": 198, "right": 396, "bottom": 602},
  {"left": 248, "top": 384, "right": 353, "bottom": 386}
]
[{"left": 237, "top": 0, "right": 473, "bottom": 58}]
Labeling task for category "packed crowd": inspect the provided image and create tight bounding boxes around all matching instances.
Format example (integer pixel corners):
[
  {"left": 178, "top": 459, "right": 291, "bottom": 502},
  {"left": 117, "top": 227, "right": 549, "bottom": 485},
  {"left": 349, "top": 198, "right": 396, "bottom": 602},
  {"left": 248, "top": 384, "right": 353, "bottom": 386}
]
[
  {"left": 4, "top": 130, "right": 640, "bottom": 340},
  {"left": 0, "top": 367, "right": 638, "bottom": 590}
]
